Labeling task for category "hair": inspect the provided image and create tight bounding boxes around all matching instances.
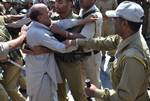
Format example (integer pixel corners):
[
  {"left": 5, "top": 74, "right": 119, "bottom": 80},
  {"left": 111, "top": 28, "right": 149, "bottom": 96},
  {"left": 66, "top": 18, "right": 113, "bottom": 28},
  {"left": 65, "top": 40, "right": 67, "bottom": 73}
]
[
  {"left": 29, "top": 9, "right": 41, "bottom": 21},
  {"left": 127, "top": 21, "right": 142, "bottom": 33},
  {"left": 28, "top": 4, "right": 45, "bottom": 21}
]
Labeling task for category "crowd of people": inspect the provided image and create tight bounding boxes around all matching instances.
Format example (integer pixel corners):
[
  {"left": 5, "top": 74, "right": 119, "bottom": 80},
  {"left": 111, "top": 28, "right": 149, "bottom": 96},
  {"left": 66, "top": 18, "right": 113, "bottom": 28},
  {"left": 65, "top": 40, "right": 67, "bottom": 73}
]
[{"left": 0, "top": 0, "right": 150, "bottom": 101}]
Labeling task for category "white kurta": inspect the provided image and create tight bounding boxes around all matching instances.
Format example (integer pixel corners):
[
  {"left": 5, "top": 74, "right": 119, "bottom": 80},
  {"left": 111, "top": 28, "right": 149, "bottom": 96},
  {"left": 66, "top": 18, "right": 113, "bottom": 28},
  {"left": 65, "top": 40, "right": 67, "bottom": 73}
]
[{"left": 25, "top": 19, "right": 78, "bottom": 101}]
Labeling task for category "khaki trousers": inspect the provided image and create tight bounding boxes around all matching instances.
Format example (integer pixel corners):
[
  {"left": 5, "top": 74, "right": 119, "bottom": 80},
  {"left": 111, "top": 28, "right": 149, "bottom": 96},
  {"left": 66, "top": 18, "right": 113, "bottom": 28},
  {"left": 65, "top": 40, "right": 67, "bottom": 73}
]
[
  {"left": 1, "top": 63, "right": 26, "bottom": 101},
  {"left": 57, "top": 59, "right": 87, "bottom": 101},
  {"left": 0, "top": 83, "right": 8, "bottom": 101},
  {"left": 81, "top": 53, "right": 102, "bottom": 101}
]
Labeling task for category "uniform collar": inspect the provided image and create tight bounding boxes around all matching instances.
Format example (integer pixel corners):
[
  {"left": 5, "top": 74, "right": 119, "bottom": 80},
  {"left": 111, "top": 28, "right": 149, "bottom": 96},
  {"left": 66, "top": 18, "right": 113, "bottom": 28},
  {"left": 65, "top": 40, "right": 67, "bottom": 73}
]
[
  {"left": 8, "top": 7, "right": 13, "bottom": 12},
  {"left": 116, "top": 31, "right": 141, "bottom": 57},
  {"left": 65, "top": 12, "right": 78, "bottom": 19}
]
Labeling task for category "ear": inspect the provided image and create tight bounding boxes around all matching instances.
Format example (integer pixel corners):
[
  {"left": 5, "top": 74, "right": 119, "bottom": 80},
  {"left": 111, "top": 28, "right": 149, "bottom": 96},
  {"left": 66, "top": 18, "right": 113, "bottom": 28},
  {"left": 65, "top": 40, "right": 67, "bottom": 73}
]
[
  {"left": 122, "top": 20, "right": 129, "bottom": 31},
  {"left": 123, "top": 20, "right": 128, "bottom": 26},
  {"left": 37, "top": 15, "right": 41, "bottom": 22}
]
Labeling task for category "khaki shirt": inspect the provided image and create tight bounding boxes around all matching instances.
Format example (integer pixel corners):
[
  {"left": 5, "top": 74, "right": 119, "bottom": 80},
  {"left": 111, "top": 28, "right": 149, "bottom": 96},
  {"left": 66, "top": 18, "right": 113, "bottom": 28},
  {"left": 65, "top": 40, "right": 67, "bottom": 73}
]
[
  {"left": 0, "top": 16, "right": 21, "bottom": 62},
  {"left": 77, "top": 32, "right": 150, "bottom": 101},
  {"left": 6, "top": 7, "right": 17, "bottom": 15},
  {"left": 96, "top": 0, "right": 117, "bottom": 36}
]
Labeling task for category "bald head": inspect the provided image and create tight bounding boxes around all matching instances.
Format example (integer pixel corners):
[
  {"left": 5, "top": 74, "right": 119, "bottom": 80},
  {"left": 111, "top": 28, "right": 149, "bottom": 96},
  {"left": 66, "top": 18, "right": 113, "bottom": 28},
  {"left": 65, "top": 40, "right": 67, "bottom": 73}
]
[
  {"left": 29, "top": 3, "right": 51, "bottom": 26},
  {"left": 29, "top": 3, "right": 48, "bottom": 21}
]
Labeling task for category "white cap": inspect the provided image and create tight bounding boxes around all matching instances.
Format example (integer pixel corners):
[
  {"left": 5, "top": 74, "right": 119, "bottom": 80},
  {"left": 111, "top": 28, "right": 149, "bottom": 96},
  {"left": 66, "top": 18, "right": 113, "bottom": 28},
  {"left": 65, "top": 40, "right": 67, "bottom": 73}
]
[
  {"left": 2, "top": 0, "right": 12, "bottom": 2},
  {"left": 49, "top": 0, "right": 55, "bottom": 2},
  {"left": 105, "top": 1, "right": 144, "bottom": 23}
]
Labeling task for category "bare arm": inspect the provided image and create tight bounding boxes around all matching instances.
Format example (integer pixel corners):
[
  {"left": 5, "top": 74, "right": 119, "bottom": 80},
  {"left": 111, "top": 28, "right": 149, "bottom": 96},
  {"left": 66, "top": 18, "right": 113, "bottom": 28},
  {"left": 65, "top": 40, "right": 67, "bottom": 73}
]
[
  {"left": 7, "top": 25, "right": 27, "bottom": 50},
  {"left": 4, "top": 14, "right": 25, "bottom": 23}
]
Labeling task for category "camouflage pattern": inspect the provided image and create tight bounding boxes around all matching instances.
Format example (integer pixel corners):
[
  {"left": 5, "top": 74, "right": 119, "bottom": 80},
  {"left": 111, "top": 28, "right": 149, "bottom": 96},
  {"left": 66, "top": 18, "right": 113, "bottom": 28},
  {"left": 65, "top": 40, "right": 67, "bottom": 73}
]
[{"left": 0, "top": 16, "right": 26, "bottom": 101}]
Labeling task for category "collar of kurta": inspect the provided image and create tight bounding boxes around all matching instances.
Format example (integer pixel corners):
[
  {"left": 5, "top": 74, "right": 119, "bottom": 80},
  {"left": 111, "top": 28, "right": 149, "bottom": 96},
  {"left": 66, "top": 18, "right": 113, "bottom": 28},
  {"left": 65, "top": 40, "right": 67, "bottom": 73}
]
[
  {"left": 30, "top": 21, "right": 50, "bottom": 31},
  {"left": 79, "top": 5, "right": 99, "bottom": 17},
  {"left": 115, "top": 31, "right": 141, "bottom": 57}
]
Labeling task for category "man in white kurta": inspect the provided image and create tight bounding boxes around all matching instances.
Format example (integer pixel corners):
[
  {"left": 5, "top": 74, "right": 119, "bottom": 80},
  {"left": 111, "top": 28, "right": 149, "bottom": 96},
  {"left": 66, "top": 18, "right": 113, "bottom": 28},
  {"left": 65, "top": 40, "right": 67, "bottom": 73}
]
[{"left": 24, "top": 4, "right": 84, "bottom": 101}]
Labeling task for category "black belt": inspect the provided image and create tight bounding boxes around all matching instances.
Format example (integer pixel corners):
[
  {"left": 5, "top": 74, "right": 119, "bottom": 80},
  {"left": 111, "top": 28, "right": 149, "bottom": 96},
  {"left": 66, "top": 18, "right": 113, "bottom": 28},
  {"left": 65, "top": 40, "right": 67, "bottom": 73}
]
[
  {"left": 73, "top": 50, "right": 99, "bottom": 56},
  {"left": 55, "top": 50, "right": 100, "bottom": 62}
]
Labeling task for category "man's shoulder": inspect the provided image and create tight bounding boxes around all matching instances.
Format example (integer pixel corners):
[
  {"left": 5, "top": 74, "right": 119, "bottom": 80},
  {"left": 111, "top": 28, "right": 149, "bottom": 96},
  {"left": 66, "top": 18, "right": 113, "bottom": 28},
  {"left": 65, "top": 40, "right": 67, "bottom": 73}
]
[{"left": 123, "top": 47, "right": 145, "bottom": 60}]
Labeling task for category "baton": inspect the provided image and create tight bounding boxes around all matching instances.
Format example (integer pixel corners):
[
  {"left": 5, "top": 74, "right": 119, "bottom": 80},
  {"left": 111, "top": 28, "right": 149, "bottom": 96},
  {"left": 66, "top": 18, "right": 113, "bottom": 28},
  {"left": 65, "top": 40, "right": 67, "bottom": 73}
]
[{"left": 7, "top": 59, "right": 25, "bottom": 70}]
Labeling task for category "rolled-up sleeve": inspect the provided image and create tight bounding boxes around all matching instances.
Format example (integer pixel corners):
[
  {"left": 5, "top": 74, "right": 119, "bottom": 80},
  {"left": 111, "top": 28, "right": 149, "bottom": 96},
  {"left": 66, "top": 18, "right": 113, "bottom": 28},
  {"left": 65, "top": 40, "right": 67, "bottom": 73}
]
[
  {"left": 76, "top": 35, "right": 121, "bottom": 51},
  {"left": 0, "top": 42, "right": 9, "bottom": 56}
]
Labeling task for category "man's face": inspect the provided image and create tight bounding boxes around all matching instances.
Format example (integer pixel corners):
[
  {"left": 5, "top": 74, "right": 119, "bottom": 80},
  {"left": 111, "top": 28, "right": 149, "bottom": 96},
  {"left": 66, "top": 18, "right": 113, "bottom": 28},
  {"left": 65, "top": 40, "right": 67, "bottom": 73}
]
[
  {"left": 55, "top": 0, "right": 72, "bottom": 15},
  {"left": 38, "top": 7, "right": 51, "bottom": 26},
  {"left": 3, "top": 2, "right": 11, "bottom": 10}
]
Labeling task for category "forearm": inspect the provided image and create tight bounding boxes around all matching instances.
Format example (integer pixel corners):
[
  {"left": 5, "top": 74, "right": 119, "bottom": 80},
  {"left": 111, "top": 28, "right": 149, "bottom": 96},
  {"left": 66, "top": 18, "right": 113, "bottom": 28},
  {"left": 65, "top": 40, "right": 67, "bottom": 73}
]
[
  {"left": 76, "top": 35, "right": 120, "bottom": 51},
  {"left": 4, "top": 14, "right": 25, "bottom": 23},
  {"left": 7, "top": 35, "right": 25, "bottom": 50}
]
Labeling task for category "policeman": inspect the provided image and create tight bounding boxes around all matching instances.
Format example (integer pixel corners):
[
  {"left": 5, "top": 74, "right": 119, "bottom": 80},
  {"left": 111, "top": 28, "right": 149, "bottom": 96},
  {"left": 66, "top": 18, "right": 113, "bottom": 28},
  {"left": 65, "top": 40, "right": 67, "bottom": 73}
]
[
  {"left": 50, "top": 1, "right": 103, "bottom": 101},
  {"left": 0, "top": 34, "right": 26, "bottom": 100},
  {"left": 2, "top": 0, "right": 17, "bottom": 14},
  {"left": 53, "top": 0, "right": 85, "bottom": 101},
  {"left": 0, "top": 14, "right": 26, "bottom": 101},
  {"left": 68, "top": 1, "right": 150, "bottom": 100},
  {"left": 95, "top": 0, "right": 117, "bottom": 36}
]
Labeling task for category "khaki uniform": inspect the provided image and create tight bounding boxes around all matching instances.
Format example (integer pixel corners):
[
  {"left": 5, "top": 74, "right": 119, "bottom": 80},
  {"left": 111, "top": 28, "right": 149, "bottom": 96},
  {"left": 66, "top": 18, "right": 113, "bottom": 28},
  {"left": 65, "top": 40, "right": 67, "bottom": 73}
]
[
  {"left": 5, "top": 7, "right": 17, "bottom": 15},
  {"left": 0, "top": 16, "right": 26, "bottom": 101},
  {"left": 53, "top": 13, "right": 88, "bottom": 101},
  {"left": 0, "top": 42, "right": 9, "bottom": 101},
  {"left": 0, "top": 42, "right": 9, "bottom": 58},
  {"left": 96, "top": 0, "right": 117, "bottom": 36},
  {"left": 77, "top": 32, "right": 150, "bottom": 101}
]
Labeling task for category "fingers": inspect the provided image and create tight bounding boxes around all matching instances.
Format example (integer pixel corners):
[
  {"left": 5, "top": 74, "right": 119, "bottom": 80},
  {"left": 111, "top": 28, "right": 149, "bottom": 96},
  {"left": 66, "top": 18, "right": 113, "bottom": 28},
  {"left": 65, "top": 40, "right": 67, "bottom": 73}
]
[{"left": 21, "top": 25, "right": 28, "bottom": 32}]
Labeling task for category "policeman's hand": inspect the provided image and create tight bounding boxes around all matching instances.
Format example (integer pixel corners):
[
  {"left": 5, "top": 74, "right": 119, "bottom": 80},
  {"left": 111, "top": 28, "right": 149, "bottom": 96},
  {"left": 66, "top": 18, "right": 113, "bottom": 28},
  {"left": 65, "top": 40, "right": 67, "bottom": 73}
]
[
  {"left": 0, "top": 56, "right": 9, "bottom": 62},
  {"left": 22, "top": 44, "right": 51, "bottom": 55},
  {"left": 21, "top": 25, "right": 28, "bottom": 31},
  {"left": 50, "top": 23, "right": 62, "bottom": 34},
  {"left": 85, "top": 84, "right": 98, "bottom": 97},
  {"left": 79, "top": 15, "right": 98, "bottom": 25},
  {"left": 64, "top": 40, "right": 76, "bottom": 48},
  {"left": 20, "top": 25, "right": 28, "bottom": 41},
  {"left": 30, "top": 46, "right": 51, "bottom": 55},
  {"left": 21, "top": 44, "right": 33, "bottom": 54}
]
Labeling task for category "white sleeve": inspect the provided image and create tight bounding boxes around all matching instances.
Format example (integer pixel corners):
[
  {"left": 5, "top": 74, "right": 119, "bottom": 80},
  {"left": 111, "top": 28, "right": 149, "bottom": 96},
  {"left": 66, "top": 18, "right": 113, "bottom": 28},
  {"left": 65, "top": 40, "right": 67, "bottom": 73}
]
[{"left": 55, "top": 19, "right": 80, "bottom": 30}]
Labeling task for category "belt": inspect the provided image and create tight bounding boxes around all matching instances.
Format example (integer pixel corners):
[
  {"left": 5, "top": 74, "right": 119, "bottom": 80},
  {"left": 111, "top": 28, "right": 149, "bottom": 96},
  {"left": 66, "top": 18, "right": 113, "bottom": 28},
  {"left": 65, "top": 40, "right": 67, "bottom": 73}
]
[{"left": 73, "top": 50, "right": 99, "bottom": 56}]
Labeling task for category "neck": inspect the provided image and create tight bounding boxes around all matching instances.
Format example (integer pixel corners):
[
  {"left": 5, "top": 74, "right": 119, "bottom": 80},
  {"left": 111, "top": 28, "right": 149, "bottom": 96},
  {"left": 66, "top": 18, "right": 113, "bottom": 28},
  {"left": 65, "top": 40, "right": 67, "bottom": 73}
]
[
  {"left": 121, "top": 30, "right": 135, "bottom": 40},
  {"left": 59, "top": 10, "right": 72, "bottom": 19}
]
